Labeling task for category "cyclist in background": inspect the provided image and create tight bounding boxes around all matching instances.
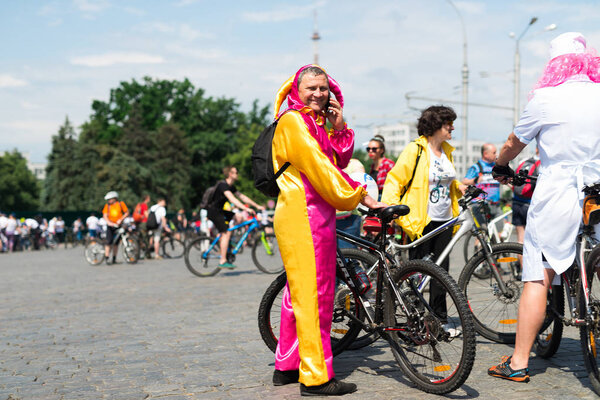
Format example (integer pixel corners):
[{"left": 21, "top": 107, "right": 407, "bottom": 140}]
[
  {"left": 512, "top": 148, "right": 540, "bottom": 248},
  {"left": 102, "top": 191, "right": 129, "bottom": 265},
  {"left": 462, "top": 143, "right": 501, "bottom": 223},
  {"left": 149, "top": 198, "right": 170, "bottom": 260},
  {"left": 206, "top": 165, "right": 264, "bottom": 269}
]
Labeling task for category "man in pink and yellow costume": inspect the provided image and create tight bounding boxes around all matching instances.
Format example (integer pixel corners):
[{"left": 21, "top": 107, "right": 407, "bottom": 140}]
[{"left": 270, "top": 65, "right": 385, "bottom": 396}]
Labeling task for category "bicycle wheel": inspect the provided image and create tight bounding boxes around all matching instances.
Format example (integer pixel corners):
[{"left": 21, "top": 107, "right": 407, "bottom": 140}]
[
  {"left": 579, "top": 245, "right": 600, "bottom": 395},
  {"left": 184, "top": 236, "right": 221, "bottom": 277},
  {"left": 161, "top": 237, "right": 185, "bottom": 259},
  {"left": 252, "top": 233, "right": 284, "bottom": 274},
  {"left": 459, "top": 242, "right": 523, "bottom": 343},
  {"left": 122, "top": 236, "right": 139, "bottom": 264},
  {"left": 339, "top": 248, "right": 381, "bottom": 350},
  {"left": 85, "top": 241, "right": 105, "bottom": 265},
  {"left": 384, "top": 259, "right": 476, "bottom": 394},
  {"left": 257, "top": 271, "right": 364, "bottom": 356},
  {"left": 534, "top": 283, "right": 564, "bottom": 358},
  {"left": 462, "top": 232, "right": 491, "bottom": 278}
]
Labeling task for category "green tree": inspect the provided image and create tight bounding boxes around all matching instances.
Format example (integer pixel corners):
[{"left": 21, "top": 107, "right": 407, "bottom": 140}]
[
  {"left": 153, "top": 123, "right": 192, "bottom": 210},
  {"left": 0, "top": 150, "right": 40, "bottom": 211},
  {"left": 42, "top": 117, "right": 80, "bottom": 210},
  {"left": 224, "top": 100, "right": 271, "bottom": 202}
]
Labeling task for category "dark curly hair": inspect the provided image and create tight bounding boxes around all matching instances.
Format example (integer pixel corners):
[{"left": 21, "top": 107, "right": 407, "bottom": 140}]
[{"left": 417, "top": 105, "right": 457, "bottom": 137}]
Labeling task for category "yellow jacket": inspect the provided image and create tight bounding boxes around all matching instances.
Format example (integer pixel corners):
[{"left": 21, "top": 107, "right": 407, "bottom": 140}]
[{"left": 381, "top": 135, "right": 462, "bottom": 240}]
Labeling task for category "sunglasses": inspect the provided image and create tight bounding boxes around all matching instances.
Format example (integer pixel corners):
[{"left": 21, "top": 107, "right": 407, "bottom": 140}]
[{"left": 366, "top": 147, "right": 381, "bottom": 152}]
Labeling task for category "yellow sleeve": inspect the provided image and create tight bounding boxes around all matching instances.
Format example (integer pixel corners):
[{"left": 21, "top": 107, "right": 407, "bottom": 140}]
[
  {"left": 274, "top": 112, "right": 366, "bottom": 211},
  {"left": 381, "top": 142, "right": 419, "bottom": 206}
]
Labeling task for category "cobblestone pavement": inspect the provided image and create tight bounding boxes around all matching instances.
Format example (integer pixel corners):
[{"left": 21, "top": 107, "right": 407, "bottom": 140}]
[{"left": 1, "top": 242, "right": 598, "bottom": 399}]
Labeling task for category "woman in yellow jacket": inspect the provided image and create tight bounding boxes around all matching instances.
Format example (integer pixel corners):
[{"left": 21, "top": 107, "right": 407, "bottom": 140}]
[{"left": 381, "top": 105, "right": 466, "bottom": 325}]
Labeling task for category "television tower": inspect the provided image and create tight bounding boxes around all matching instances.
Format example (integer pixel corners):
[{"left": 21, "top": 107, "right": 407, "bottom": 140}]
[{"left": 311, "top": 10, "right": 321, "bottom": 65}]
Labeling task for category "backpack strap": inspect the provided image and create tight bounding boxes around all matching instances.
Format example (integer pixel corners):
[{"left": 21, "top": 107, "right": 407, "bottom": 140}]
[
  {"left": 272, "top": 109, "right": 295, "bottom": 179},
  {"left": 399, "top": 142, "right": 423, "bottom": 202}
]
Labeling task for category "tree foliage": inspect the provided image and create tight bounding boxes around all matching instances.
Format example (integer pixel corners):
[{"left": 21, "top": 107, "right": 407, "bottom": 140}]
[
  {"left": 0, "top": 150, "right": 40, "bottom": 211},
  {"left": 41, "top": 77, "right": 270, "bottom": 212}
]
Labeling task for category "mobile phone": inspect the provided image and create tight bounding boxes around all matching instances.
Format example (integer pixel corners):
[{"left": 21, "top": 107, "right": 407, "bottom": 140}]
[{"left": 325, "top": 94, "right": 331, "bottom": 113}]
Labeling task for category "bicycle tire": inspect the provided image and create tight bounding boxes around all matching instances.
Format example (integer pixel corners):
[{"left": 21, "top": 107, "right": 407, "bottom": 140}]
[
  {"left": 534, "top": 283, "right": 564, "bottom": 358},
  {"left": 122, "top": 236, "right": 139, "bottom": 264},
  {"left": 459, "top": 242, "right": 523, "bottom": 343},
  {"left": 85, "top": 241, "right": 105, "bottom": 266},
  {"left": 579, "top": 245, "right": 600, "bottom": 395},
  {"left": 384, "top": 259, "right": 476, "bottom": 394},
  {"left": 161, "top": 237, "right": 185, "bottom": 259},
  {"left": 184, "top": 236, "right": 221, "bottom": 277},
  {"left": 339, "top": 248, "right": 381, "bottom": 350},
  {"left": 257, "top": 270, "right": 364, "bottom": 357},
  {"left": 251, "top": 233, "right": 284, "bottom": 274}
]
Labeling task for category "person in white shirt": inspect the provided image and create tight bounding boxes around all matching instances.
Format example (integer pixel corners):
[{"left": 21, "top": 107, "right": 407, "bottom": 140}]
[
  {"left": 5, "top": 214, "right": 18, "bottom": 252},
  {"left": 86, "top": 213, "right": 99, "bottom": 238},
  {"left": 149, "top": 198, "right": 171, "bottom": 259},
  {"left": 489, "top": 32, "right": 600, "bottom": 383}
]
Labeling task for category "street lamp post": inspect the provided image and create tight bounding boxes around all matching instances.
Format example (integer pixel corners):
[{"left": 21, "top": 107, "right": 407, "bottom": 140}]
[
  {"left": 510, "top": 20, "right": 557, "bottom": 126},
  {"left": 446, "top": 0, "right": 469, "bottom": 174},
  {"left": 511, "top": 17, "right": 537, "bottom": 126}
]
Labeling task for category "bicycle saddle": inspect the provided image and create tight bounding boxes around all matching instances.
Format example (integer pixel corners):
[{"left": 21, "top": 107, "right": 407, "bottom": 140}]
[{"left": 379, "top": 205, "right": 410, "bottom": 223}]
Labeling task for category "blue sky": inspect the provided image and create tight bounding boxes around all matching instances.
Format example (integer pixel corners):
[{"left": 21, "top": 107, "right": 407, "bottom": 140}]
[{"left": 2, "top": 0, "right": 600, "bottom": 162}]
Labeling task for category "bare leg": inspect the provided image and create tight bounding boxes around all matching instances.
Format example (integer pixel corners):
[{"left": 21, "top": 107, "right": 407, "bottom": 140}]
[
  {"left": 219, "top": 230, "right": 232, "bottom": 264},
  {"left": 510, "top": 267, "right": 555, "bottom": 370},
  {"left": 516, "top": 225, "right": 525, "bottom": 266}
]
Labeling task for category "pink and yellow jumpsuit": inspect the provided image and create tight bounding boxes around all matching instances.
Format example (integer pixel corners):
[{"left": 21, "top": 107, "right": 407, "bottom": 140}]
[{"left": 271, "top": 65, "right": 366, "bottom": 386}]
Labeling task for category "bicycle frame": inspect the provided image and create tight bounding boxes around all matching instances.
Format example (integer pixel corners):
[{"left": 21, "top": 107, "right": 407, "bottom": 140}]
[
  {"left": 553, "top": 227, "right": 599, "bottom": 326},
  {"left": 203, "top": 217, "right": 262, "bottom": 257},
  {"left": 488, "top": 209, "right": 513, "bottom": 243}
]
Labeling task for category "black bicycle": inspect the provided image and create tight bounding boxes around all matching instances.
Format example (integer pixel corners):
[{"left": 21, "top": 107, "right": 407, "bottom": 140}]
[{"left": 258, "top": 205, "right": 476, "bottom": 394}]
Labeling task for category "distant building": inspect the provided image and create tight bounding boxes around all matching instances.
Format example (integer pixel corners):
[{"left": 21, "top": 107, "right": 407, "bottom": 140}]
[
  {"left": 371, "top": 122, "right": 416, "bottom": 159},
  {"left": 1, "top": 151, "right": 46, "bottom": 180}
]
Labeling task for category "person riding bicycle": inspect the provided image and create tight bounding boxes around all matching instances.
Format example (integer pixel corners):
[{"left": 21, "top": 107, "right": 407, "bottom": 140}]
[
  {"left": 382, "top": 105, "right": 467, "bottom": 336},
  {"left": 102, "top": 191, "right": 129, "bottom": 265},
  {"left": 270, "top": 64, "right": 385, "bottom": 396},
  {"left": 206, "top": 165, "right": 264, "bottom": 269},
  {"left": 488, "top": 32, "right": 600, "bottom": 383}
]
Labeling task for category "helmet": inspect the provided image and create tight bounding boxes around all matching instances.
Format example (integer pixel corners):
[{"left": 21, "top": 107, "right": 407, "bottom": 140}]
[
  {"left": 104, "top": 191, "right": 118, "bottom": 200},
  {"left": 349, "top": 172, "right": 379, "bottom": 212}
]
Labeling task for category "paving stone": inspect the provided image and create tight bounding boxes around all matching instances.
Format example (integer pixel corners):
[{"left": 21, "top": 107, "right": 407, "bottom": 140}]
[{"left": 1, "top": 242, "right": 599, "bottom": 399}]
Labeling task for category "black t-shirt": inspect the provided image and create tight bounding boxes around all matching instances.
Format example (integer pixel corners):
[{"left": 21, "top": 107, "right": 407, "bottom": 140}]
[{"left": 211, "top": 181, "right": 237, "bottom": 211}]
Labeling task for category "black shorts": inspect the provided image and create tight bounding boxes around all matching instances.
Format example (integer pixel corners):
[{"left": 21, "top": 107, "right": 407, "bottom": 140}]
[
  {"left": 512, "top": 200, "right": 530, "bottom": 227},
  {"left": 207, "top": 208, "right": 235, "bottom": 233},
  {"left": 106, "top": 226, "right": 119, "bottom": 244}
]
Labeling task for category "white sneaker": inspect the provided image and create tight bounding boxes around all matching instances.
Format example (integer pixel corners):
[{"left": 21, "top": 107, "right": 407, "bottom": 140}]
[{"left": 442, "top": 324, "right": 462, "bottom": 338}]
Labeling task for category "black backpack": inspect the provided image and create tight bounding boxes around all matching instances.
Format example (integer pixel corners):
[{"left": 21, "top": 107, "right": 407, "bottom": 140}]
[
  {"left": 146, "top": 208, "right": 158, "bottom": 229},
  {"left": 199, "top": 181, "right": 224, "bottom": 210},
  {"left": 251, "top": 113, "right": 291, "bottom": 197}
]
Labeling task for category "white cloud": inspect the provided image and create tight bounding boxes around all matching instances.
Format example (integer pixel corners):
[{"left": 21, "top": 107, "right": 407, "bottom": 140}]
[
  {"left": 122, "top": 6, "right": 145, "bottom": 17},
  {"left": 0, "top": 120, "right": 60, "bottom": 136},
  {"left": 73, "top": 0, "right": 110, "bottom": 13},
  {"left": 165, "top": 44, "right": 225, "bottom": 60},
  {"left": 0, "top": 75, "right": 28, "bottom": 88},
  {"left": 175, "top": 0, "right": 202, "bottom": 6},
  {"left": 70, "top": 52, "right": 165, "bottom": 67},
  {"left": 242, "top": 6, "right": 313, "bottom": 23},
  {"left": 134, "top": 22, "right": 213, "bottom": 41},
  {"left": 455, "top": 1, "right": 485, "bottom": 15},
  {"left": 20, "top": 101, "right": 40, "bottom": 110}
]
